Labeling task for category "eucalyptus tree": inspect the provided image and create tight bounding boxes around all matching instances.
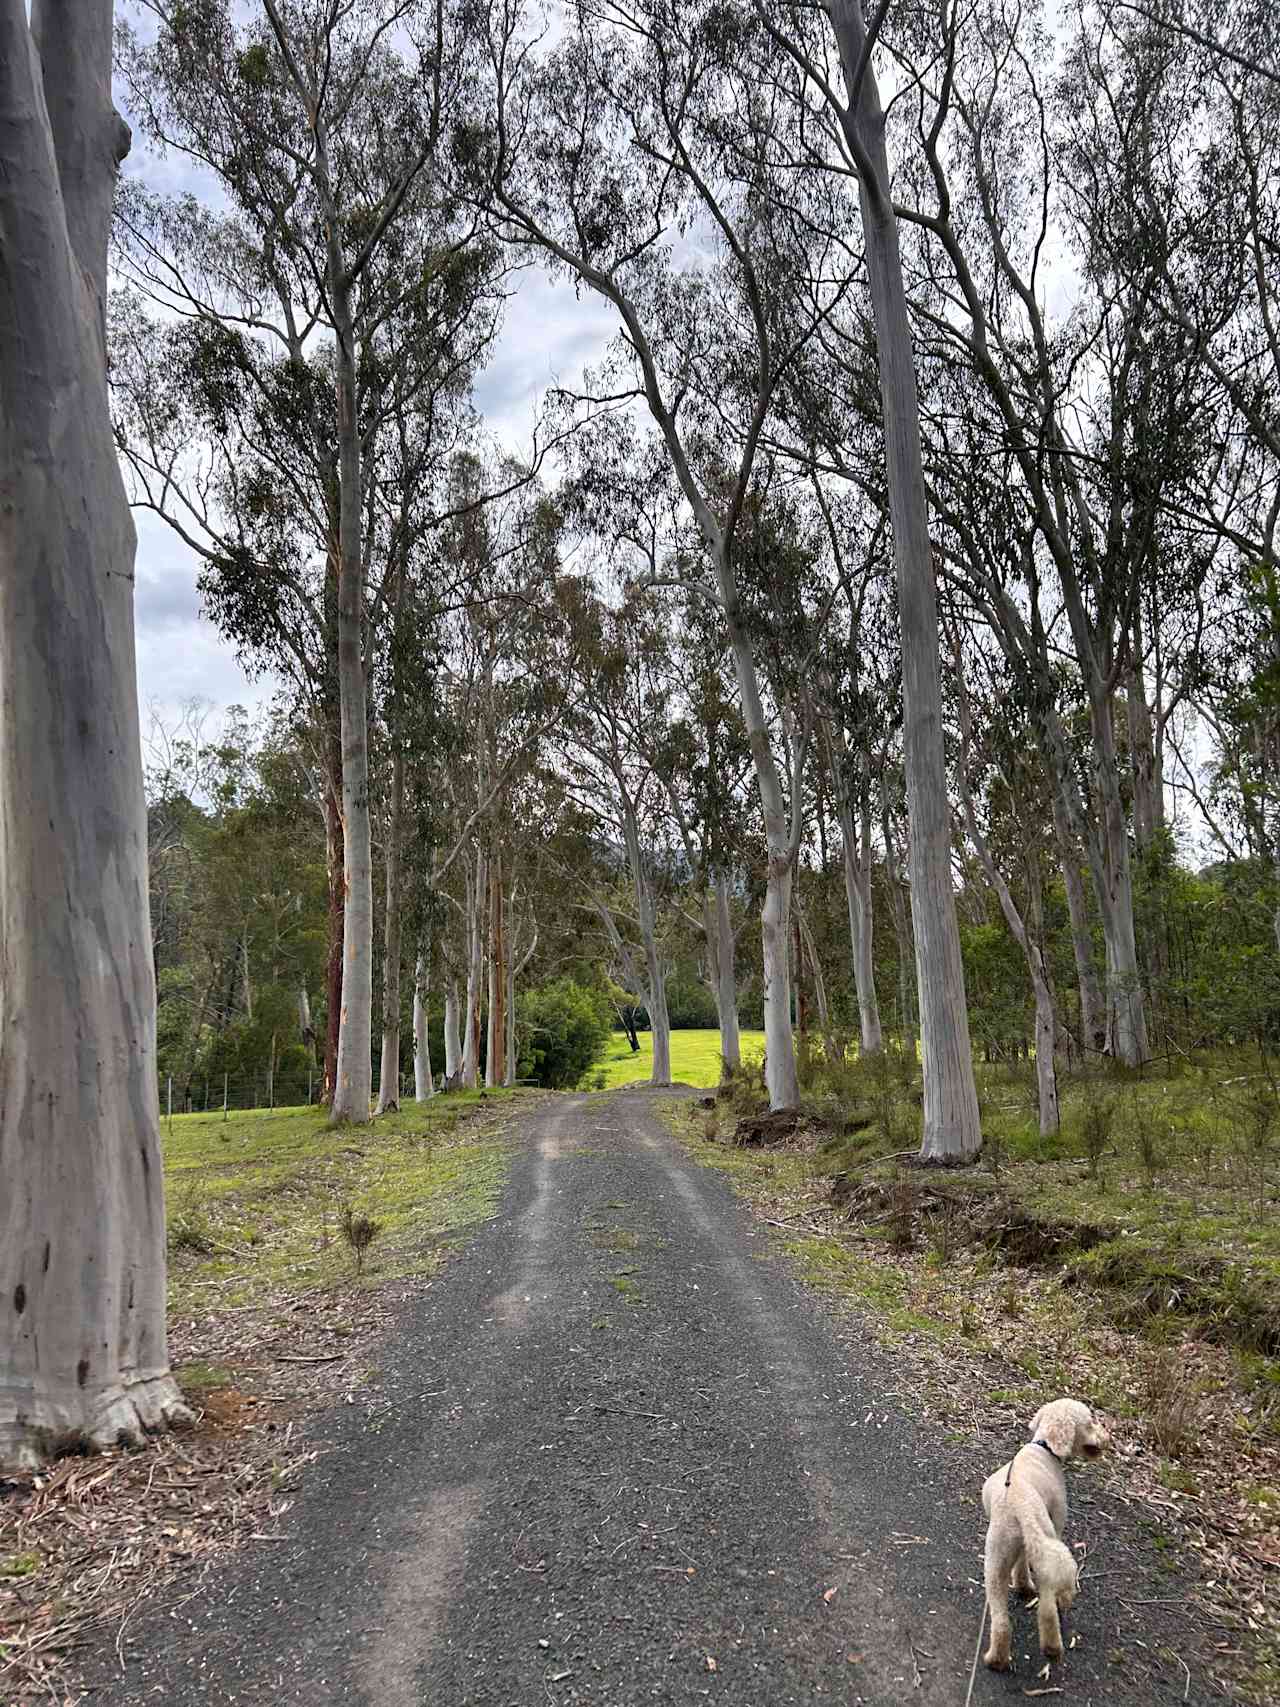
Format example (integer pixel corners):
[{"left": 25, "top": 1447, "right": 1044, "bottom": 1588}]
[
  {"left": 553, "top": 581, "right": 679, "bottom": 1086},
  {"left": 1119, "top": 1, "right": 1280, "bottom": 932},
  {"left": 949, "top": 636, "right": 1061, "bottom": 1135},
  {"left": 732, "top": 0, "right": 983, "bottom": 1155},
  {"left": 655, "top": 613, "right": 755, "bottom": 1076},
  {"left": 475, "top": 0, "right": 856, "bottom": 1110},
  {"left": 801, "top": 0, "right": 1212, "bottom": 1068},
  {"left": 423, "top": 455, "right": 568, "bottom": 1086},
  {"left": 114, "top": 0, "right": 498, "bottom": 1119},
  {"left": 0, "top": 0, "right": 189, "bottom": 1468}
]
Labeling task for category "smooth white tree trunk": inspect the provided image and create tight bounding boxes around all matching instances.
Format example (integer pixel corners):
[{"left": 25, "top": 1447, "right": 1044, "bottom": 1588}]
[
  {"left": 830, "top": 0, "right": 980, "bottom": 1158},
  {"left": 882, "top": 804, "right": 917, "bottom": 1056},
  {"left": 325, "top": 285, "right": 372, "bottom": 1121},
  {"left": 461, "top": 855, "right": 485, "bottom": 1089},
  {"left": 1093, "top": 704, "right": 1150, "bottom": 1067},
  {"left": 714, "top": 873, "right": 741, "bottom": 1073},
  {"left": 412, "top": 954, "right": 433, "bottom": 1100},
  {"left": 0, "top": 0, "right": 189, "bottom": 1467},
  {"left": 485, "top": 856, "right": 505, "bottom": 1089},
  {"left": 719, "top": 603, "right": 799, "bottom": 1108},
  {"left": 831, "top": 732, "right": 883, "bottom": 1054},
  {"left": 376, "top": 748, "right": 405, "bottom": 1115},
  {"left": 443, "top": 979, "right": 462, "bottom": 1082}
]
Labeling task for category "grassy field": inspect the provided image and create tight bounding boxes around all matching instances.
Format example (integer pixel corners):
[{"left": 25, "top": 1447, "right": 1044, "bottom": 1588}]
[
  {"left": 163, "top": 1087, "right": 530, "bottom": 1309},
  {"left": 595, "top": 1026, "right": 764, "bottom": 1088}
]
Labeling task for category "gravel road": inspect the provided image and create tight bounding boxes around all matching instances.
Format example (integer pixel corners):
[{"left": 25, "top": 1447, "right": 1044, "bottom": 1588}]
[{"left": 80, "top": 1088, "right": 1212, "bottom": 1704}]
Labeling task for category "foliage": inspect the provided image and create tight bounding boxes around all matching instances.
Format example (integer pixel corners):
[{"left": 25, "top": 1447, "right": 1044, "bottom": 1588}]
[{"left": 516, "top": 979, "right": 614, "bottom": 1089}]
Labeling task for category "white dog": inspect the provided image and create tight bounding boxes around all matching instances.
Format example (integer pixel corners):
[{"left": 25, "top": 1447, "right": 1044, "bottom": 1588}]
[{"left": 981, "top": 1398, "right": 1108, "bottom": 1670}]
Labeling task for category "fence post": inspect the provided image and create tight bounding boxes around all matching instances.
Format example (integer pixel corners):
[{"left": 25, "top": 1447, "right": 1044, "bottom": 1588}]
[
  {"left": 166, "top": 1075, "right": 173, "bottom": 1134},
  {"left": 268, "top": 1065, "right": 274, "bottom": 1110},
  {"left": 307, "top": 1069, "right": 313, "bottom": 1108},
  {"left": 223, "top": 1072, "right": 229, "bottom": 1121}
]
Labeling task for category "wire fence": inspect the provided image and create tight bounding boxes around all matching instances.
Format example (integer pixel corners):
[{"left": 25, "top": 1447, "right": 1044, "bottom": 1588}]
[{"left": 158, "top": 1069, "right": 420, "bottom": 1120}]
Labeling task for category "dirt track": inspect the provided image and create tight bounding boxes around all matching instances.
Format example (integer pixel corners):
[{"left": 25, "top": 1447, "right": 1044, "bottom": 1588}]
[{"left": 78, "top": 1088, "right": 1210, "bottom": 1704}]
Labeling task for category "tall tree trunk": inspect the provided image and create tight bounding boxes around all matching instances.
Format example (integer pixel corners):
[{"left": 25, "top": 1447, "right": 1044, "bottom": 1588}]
[
  {"left": 831, "top": 728, "right": 883, "bottom": 1054},
  {"left": 830, "top": 0, "right": 981, "bottom": 1159},
  {"left": 0, "top": 0, "right": 188, "bottom": 1467},
  {"left": 322, "top": 715, "right": 344, "bottom": 1102},
  {"left": 462, "top": 853, "right": 485, "bottom": 1089},
  {"left": 717, "top": 599, "right": 799, "bottom": 1109},
  {"left": 882, "top": 803, "right": 917, "bottom": 1059},
  {"left": 486, "top": 853, "right": 505, "bottom": 1089},
  {"left": 412, "top": 953, "right": 433, "bottom": 1100},
  {"left": 444, "top": 979, "right": 462, "bottom": 1082},
  {"left": 1126, "top": 648, "right": 1162, "bottom": 852},
  {"left": 376, "top": 748, "right": 405, "bottom": 1115},
  {"left": 505, "top": 939, "right": 518, "bottom": 1086},
  {"left": 1093, "top": 698, "right": 1150, "bottom": 1067},
  {"left": 298, "top": 982, "right": 317, "bottom": 1064},
  {"left": 1052, "top": 791, "right": 1105, "bottom": 1056},
  {"left": 318, "top": 145, "right": 372, "bottom": 1123},
  {"left": 714, "top": 872, "right": 741, "bottom": 1073}
]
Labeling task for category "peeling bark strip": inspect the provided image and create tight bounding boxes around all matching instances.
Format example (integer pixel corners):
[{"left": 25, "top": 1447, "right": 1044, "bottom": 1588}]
[{"left": 0, "top": 0, "right": 188, "bottom": 1468}]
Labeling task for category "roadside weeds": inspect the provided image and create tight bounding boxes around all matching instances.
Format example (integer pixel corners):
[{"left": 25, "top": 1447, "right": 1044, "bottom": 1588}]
[
  {"left": 0, "top": 1091, "right": 534, "bottom": 1705},
  {"left": 663, "top": 1097, "right": 1280, "bottom": 1706}
]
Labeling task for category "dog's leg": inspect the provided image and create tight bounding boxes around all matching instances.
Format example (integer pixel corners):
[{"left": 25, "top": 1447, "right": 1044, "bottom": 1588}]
[
  {"left": 1012, "top": 1551, "right": 1034, "bottom": 1596},
  {"left": 1037, "top": 1588, "right": 1063, "bottom": 1660},
  {"left": 983, "top": 1529, "right": 1013, "bottom": 1671}
]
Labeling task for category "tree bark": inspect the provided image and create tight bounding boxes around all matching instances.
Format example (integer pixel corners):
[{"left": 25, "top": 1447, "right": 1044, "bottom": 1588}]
[
  {"left": 882, "top": 802, "right": 917, "bottom": 1059},
  {"left": 830, "top": 728, "right": 883, "bottom": 1054},
  {"left": 462, "top": 853, "right": 485, "bottom": 1089},
  {"left": 720, "top": 599, "right": 799, "bottom": 1108},
  {"left": 310, "top": 108, "right": 372, "bottom": 1123},
  {"left": 443, "top": 979, "right": 462, "bottom": 1082},
  {"left": 298, "top": 982, "right": 317, "bottom": 1064},
  {"left": 1052, "top": 791, "right": 1105, "bottom": 1056},
  {"left": 714, "top": 873, "right": 742, "bottom": 1073},
  {"left": 412, "top": 953, "right": 433, "bottom": 1100},
  {"left": 322, "top": 716, "right": 344, "bottom": 1103},
  {"left": 376, "top": 747, "right": 405, "bottom": 1114},
  {"left": 829, "top": 0, "right": 980, "bottom": 1158},
  {"left": 485, "top": 853, "right": 505, "bottom": 1089},
  {"left": 0, "top": 0, "right": 188, "bottom": 1467}
]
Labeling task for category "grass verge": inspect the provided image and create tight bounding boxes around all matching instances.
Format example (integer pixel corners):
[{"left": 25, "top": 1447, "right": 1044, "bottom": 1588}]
[
  {"left": 664, "top": 1073, "right": 1280, "bottom": 1706},
  {"left": 0, "top": 1089, "right": 534, "bottom": 1704}
]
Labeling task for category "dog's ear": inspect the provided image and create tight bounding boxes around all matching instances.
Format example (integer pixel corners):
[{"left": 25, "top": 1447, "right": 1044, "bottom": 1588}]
[
  {"left": 1028, "top": 1404, "right": 1045, "bottom": 1437},
  {"left": 1035, "top": 1402, "right": 1078, "bottom": 1460}
]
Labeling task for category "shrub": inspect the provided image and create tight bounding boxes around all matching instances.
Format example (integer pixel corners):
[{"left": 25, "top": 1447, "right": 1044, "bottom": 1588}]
[{"left": 516, "top": 978, "right": 613, "bottom": 1089}]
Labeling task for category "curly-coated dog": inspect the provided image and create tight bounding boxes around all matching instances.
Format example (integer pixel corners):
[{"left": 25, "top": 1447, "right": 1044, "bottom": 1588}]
[{"left": 981, "top": 1398, "right": 1108, "bottom": 1670}]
